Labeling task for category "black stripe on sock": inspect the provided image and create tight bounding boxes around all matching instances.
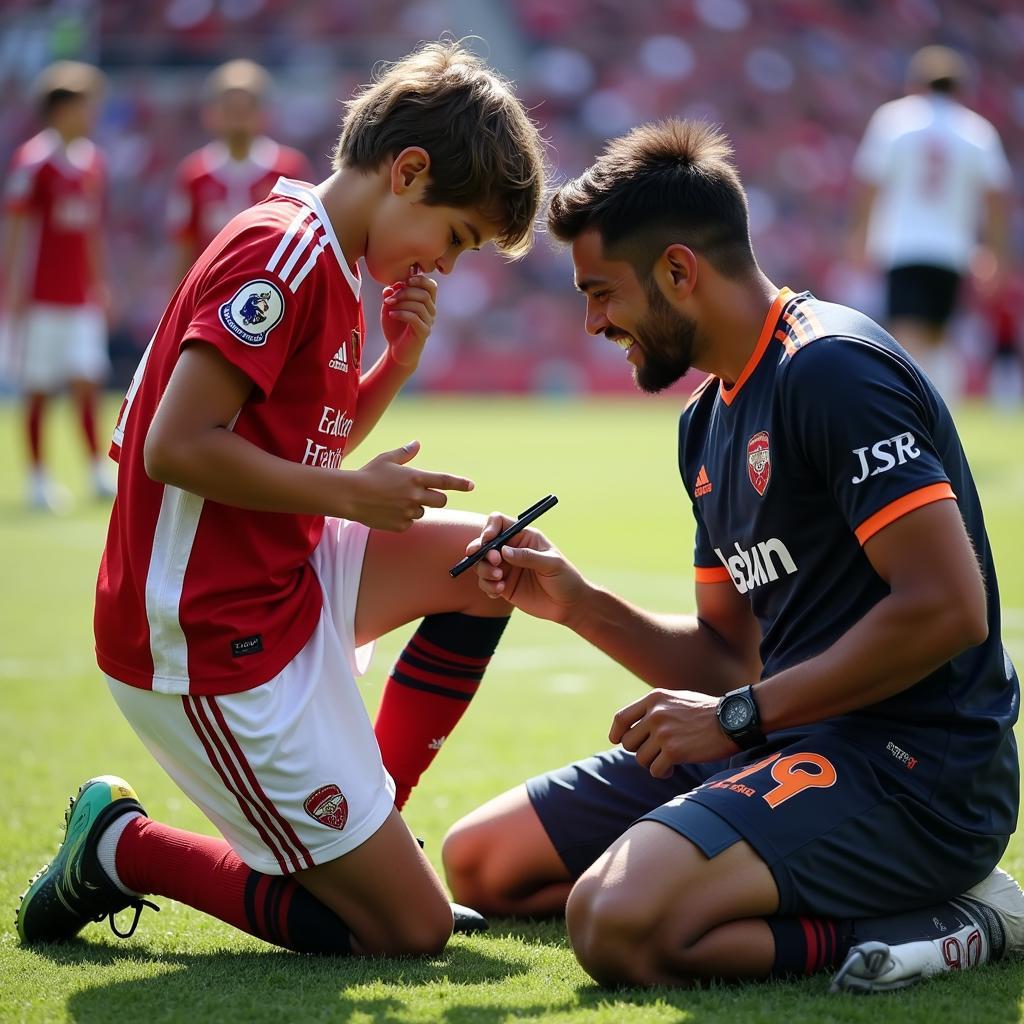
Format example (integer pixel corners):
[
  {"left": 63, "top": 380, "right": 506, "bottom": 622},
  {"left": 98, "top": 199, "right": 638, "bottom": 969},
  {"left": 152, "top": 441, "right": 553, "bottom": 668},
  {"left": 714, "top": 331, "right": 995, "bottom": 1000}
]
[{"left": 390, "top": 670, "right": 475, "bottom": 701}]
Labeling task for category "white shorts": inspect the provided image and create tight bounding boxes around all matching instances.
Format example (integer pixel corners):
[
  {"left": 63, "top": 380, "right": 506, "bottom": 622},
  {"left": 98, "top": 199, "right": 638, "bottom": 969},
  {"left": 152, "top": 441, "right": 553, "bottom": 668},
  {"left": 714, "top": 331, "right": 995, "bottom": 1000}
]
[
  {"left": 19, "top": 303, "right": 109, "bottom": 391},
  {"left": 106, "top": 517, "right": 395, "bottom": 875}
]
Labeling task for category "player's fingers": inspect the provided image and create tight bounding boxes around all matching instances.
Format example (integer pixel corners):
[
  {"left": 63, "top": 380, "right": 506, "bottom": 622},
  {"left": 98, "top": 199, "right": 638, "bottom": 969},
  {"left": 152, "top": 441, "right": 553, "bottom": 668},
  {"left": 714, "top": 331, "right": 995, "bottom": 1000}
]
[
  {"left": 388, "top": 285, "right": 436, "bottom": 311},
  {"left": 499, "top": 545, "right": 559, "bottom": 572},
  {"left": 386, "top": 309, "right": 431, "bottom": 333},
  {"left": 609, "top": 694, "right": 651, "bottom": 744},
  {"left": 647, "top": 751, "right": 675, "bottom": 779},
  {"left": 481, "top": 512, "right": 514, "bottom": 543},
  {"left": 620, "top": 723, "right": 652, "bottom": 756},
  {"left": 420, "top": 488, "right": 450, "bottom": 509},
  {"left": 375, "top": 440, "right": 420, "bottom": 466},
  {"left": 418, "top": 471, "right": 475, "bottom": 493}
]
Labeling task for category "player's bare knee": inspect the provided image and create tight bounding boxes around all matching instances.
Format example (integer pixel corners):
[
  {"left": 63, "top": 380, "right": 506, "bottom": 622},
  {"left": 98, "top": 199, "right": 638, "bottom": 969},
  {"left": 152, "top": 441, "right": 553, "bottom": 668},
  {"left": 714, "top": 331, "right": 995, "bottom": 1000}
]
[
  {"left": 373, "top": 902, "right": 453, "bottom": 957},
  {"left": 441, "top": 821, "right": 481, "bottom": 901},
  {"left": 566, "top": 875, "right": 665, "bottom": 986}
]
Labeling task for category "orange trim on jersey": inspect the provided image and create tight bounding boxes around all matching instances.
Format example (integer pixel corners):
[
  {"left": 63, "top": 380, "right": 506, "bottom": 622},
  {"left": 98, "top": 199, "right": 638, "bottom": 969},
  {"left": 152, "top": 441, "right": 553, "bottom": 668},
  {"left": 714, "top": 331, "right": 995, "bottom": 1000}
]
[
  {"left": 720, "top": 287, "right": 793, "bottom": 406},
  {"left": 684, "top": 372, "right": 716, "bottom": 409},
  {"left": 854, "top": 482, "right": 956, "bottom": 545},
  {"left": 694, "top": 565, "right": 732, "bottom": 583}
]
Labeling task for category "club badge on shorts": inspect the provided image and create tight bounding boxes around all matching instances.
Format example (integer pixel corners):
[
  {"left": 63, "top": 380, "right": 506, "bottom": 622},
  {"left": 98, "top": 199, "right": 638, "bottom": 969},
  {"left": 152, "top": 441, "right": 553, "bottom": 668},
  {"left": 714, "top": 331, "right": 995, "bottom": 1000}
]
[
  {"left": 303, "top": 784, "right": 348, "bottom": 830},
  {"left": 747, "top": 431, "right": 771, "bottom": 496},
  {"left": 219, "top": 278, "right": 285, "bottom": 346}
]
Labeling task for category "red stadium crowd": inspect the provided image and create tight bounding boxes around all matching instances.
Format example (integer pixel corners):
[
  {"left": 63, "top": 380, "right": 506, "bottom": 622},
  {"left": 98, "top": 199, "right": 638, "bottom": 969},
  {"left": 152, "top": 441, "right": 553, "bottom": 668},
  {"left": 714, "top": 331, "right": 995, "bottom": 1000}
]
[{"left": 0, "top": 0, "right": 1021, "bottom": 395}]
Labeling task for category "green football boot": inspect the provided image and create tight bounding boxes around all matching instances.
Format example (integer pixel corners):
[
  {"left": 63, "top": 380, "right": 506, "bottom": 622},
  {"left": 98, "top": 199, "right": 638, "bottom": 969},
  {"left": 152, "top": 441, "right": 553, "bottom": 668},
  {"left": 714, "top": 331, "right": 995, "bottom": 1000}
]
[{"left": 15, "top": 775, "right": 157, "bottom": 943}]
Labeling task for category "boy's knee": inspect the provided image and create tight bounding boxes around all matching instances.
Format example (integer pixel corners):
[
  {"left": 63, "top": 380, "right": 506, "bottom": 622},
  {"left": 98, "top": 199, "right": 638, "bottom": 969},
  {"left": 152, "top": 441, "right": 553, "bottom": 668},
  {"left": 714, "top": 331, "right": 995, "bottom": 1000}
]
[{"left": 366, "top": 899, "right": 453, "bottom": 957}]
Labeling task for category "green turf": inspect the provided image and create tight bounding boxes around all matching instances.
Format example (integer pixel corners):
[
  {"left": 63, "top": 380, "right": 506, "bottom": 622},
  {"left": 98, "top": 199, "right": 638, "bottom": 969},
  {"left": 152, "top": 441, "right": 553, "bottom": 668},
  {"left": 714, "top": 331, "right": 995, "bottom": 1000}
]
[{"left": 2, "top": 395, "right": 1023, "bottom": 1023}]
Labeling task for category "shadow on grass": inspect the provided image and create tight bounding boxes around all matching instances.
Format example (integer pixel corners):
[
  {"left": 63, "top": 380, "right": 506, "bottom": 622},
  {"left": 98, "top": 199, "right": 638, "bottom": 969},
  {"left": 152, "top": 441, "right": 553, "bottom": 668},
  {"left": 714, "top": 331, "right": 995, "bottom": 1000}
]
[{"left": 31, "top": 923, "right": 1024, "bottom": 1024}]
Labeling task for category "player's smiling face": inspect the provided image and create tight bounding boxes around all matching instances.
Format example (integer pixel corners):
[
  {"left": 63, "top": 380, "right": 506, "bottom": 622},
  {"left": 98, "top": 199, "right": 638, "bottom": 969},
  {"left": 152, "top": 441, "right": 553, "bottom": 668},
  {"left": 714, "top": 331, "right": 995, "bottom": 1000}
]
[
  {"left": 572, "top": 229, "right": 699, "bottom": 393},
  {"left": 364, "top": 147, "right": 499, "bottom": 285}
]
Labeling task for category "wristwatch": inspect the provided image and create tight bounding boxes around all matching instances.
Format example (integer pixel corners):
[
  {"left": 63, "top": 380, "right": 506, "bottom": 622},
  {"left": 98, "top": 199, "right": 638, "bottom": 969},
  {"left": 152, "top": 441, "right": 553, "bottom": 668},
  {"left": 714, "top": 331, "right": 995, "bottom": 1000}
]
[{"left": 716, "top": 685, "right": 765, "bottom": 750}]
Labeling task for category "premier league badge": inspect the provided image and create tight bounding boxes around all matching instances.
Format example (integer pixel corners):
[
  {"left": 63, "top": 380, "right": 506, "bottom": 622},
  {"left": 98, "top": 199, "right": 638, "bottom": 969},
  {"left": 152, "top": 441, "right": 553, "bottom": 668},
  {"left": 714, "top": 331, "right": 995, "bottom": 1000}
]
[
  {"left": 303, "top": 783, "right": 348, "bottom": 830},
  {"left": 747, "top": 431, "right": 771, "bottom": 496},
  {"left": 219, "top": 278, "right": 285, "bottom": 346}
]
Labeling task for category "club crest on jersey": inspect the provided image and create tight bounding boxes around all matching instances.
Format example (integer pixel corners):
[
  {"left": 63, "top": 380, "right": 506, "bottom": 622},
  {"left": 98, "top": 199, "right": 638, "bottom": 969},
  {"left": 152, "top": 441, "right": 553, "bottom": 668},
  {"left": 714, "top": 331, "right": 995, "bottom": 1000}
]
[
  {"left": 303, "top": 784, "right": 348, "bottom": 830},
  {"left": 219, "top": 279, "right": 285, "bottom": 346},
  {"left": 746, "top": 431, "right": 771, "bottom": 496}
]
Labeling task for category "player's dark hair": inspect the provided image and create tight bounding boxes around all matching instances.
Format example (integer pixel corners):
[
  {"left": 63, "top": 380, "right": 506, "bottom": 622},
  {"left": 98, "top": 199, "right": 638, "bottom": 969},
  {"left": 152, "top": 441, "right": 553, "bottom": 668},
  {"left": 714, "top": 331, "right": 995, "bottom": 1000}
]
[
  {"left": 335, "top": 40, "right": 546, "bottom": 259},
  {"left": 547, "top": 119, "right": 756, "bottom": 278},
  {"left": 40, "top": 87, "right": 83, "bottom": 119}
]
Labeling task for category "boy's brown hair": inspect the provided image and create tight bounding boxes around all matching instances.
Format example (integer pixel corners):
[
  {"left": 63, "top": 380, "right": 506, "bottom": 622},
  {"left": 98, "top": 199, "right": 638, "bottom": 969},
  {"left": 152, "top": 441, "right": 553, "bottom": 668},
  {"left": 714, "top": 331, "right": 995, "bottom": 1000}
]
[
  {"left": 335, "top": 40, "right": 546, "bottom": 258},
  {"left": 547, "top": 118, "right": 755, "bottom": 278}
]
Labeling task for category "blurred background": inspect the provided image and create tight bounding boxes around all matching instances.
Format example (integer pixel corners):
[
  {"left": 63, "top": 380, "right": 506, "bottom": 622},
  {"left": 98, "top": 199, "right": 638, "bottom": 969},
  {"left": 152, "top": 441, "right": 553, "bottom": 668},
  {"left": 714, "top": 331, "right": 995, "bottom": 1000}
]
[{"left": 0, "top": 0, "right": 1021, "bottom": 397}]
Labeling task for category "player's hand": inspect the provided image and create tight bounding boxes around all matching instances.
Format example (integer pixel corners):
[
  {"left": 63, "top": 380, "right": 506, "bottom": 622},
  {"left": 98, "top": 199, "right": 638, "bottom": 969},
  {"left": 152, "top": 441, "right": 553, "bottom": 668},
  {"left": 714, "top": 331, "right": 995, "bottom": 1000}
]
[
  {"left": 381, "top": 268, "right": 437, "bottom": 369},
  {"left": 471, "top": 512, "right": 585, "bottom": 623},
  {"left": 610, "top": 689, "right": 737, "bottom": 777},
  {"left": 343, "top": 440, "right": 473, "bottom": 532}
]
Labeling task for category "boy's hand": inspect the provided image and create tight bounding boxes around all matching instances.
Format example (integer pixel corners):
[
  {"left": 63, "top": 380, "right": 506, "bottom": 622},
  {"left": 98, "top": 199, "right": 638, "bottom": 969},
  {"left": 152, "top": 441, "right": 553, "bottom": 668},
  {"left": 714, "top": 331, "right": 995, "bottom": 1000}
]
[
  {"left": 471, "top": 512, "right": 585, "bottom": 624},
  {"left": 344, "top": 440, "right": 473, "bottom": 532},
  {"left": 381, "top": 269, "right": 437, "bottom": 369}
]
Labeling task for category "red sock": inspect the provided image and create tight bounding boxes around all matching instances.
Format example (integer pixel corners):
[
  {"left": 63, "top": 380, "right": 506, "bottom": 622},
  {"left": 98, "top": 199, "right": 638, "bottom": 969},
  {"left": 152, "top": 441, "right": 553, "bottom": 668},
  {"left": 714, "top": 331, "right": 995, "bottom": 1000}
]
[
  {"left": 26, "top": 394, "right": 45, "bottom": 465},
  {"left": 115, "top": 816, "right": 352, "bottom": 953},
  {"left": 76, "top": 390, "right": 99, "bottom": 457},
  {"left": 374, "top": 612, "right": 509, "bottom": 810}
]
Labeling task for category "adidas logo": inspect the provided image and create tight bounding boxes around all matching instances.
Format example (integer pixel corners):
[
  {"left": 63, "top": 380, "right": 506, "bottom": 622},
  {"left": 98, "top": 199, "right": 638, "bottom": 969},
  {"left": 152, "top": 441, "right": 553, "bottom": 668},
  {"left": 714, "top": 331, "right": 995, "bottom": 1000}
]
[
  {"left": 329, "top": 341, "right": 348, "bottom": 372},
  {"left": 695, "top": 465, "right": 713, "bottom": 497},
  {"left": 428, "top": 736, "right": 447, "bottom": 751}
]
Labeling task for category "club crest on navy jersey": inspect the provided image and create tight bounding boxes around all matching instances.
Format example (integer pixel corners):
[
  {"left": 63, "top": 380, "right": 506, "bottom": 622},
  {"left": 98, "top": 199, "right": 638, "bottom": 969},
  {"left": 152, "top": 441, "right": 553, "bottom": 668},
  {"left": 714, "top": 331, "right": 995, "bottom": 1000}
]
[
  {"left": 303, "top": 784, "right": 348, "bottom": 830},
  {"left": 747, "top": 431, "right": 771, "bottom": 496},
  {"left": 219, "top": 278, "right": 285, "bottom": 346}
]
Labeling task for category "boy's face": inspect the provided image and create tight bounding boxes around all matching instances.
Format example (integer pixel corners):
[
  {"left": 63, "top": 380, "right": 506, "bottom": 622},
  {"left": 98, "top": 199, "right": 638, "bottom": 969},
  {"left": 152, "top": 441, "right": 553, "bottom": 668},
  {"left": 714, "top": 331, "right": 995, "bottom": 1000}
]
[{"left": 365, "top": 149, "right": 500, "bottom": 284}]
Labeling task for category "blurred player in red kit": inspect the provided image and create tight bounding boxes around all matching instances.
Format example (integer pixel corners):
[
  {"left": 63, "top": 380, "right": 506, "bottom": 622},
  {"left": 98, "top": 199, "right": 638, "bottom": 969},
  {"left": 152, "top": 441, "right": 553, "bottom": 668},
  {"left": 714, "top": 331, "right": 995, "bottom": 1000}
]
[
  {"left": 2, "top": 61, "right": 114, "bottom": 510},
  {"left": 168, "top": 59, "right": 312, "bottom": 283}
]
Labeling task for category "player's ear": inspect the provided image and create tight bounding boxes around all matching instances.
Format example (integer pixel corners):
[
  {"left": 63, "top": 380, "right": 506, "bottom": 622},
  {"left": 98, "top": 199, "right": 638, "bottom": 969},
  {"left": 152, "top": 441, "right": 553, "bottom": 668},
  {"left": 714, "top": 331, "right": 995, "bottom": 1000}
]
[
  {"left": 390, "top": 147, "right": 431, "bottom": 196},
  {"left": 658, "top": 243, "right": 697, "bottom": 301}
]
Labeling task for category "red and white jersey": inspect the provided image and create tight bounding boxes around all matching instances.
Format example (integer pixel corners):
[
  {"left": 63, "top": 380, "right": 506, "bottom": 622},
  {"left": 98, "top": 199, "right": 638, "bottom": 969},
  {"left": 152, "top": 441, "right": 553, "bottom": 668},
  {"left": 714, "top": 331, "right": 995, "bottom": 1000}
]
[
  {"left": 168, "top": 137, "right": 312, "bottom": 255},
  {"left": 3, "top": 129, "right": 104, "bottom": 305},
  {"left": 854, "top": 95, "right": 1012, "bottom": 273},
  {"left": 97, "top": 178, "right": 365, "bottom": 695}
]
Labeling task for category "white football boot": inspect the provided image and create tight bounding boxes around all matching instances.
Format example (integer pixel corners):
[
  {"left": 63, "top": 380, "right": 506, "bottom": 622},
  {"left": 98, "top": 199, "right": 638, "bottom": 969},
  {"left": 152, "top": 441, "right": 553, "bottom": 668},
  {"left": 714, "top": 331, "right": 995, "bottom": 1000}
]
[{"left": 830, "top": 867, "right": 1024, "bottom": 994}]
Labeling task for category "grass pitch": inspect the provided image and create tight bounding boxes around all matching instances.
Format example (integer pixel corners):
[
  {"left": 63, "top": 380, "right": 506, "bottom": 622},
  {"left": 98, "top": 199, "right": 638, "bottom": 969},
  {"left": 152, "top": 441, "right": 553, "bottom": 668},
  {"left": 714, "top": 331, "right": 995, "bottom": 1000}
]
[{"left": 1, "top": 394, "right": 1023, "bottom": 1023}]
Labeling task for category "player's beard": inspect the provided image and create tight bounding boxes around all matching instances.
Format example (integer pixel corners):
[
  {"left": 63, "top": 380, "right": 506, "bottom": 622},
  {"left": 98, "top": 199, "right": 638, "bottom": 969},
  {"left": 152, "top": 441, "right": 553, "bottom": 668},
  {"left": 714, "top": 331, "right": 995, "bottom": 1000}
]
[{"left": 632, "top": 279, "right": 699, "bottom": 394}]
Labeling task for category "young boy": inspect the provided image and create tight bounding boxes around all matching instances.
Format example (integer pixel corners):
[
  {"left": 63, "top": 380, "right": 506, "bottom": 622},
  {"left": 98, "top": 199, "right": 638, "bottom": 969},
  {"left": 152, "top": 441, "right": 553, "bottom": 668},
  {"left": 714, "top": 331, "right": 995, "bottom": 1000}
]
[
  {"left": 2, "top": 61, "right": 114, "bottom": 510},
  {"left": 16, "top": 41, "right": 545, "bottom": 957}
]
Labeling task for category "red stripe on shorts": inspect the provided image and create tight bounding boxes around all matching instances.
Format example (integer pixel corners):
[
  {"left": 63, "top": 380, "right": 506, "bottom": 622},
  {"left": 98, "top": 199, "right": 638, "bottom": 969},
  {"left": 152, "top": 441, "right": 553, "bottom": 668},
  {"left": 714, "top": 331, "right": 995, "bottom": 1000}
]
[
  {"left": 206, "top": 696, "right": 316, "bottom": 871},
  {"left": 183, "top": 695, "right": 296, "bottom": 873}
]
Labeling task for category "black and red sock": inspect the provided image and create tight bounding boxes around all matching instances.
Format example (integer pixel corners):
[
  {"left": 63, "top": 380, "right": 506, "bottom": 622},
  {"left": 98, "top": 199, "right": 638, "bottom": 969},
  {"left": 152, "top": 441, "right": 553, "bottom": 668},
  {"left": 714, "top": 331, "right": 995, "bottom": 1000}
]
[
  {"left": 374, "top": 612, "right": 510, "bottom": 810},
  {"left": 115, "top": 817, "right": 351, "bottom": 954}
]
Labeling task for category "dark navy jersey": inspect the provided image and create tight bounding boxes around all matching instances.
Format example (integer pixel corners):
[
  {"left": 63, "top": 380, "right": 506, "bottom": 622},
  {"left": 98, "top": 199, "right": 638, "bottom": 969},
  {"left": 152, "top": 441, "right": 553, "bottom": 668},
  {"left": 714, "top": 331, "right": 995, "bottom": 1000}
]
[{"left": 678, "top": 287, "right": 1019, "bottom": 837}]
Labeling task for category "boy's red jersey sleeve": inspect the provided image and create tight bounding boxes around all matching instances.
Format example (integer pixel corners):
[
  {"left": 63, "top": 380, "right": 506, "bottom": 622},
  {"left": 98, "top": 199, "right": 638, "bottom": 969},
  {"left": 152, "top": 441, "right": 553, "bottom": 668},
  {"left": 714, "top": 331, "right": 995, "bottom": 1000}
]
[
  {"left": 182, "top": 221, "right": 312, "bottom": 399},
  {"left": 4, "top": 148, "right": 41, "bottom": 215}
]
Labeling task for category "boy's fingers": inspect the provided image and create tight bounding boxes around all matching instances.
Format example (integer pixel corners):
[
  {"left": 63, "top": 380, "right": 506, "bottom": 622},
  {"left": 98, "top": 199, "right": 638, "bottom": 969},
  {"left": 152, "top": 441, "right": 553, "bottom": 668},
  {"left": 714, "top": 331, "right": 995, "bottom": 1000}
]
[{"left": 419, "top": 471, "right": 474, "bottom": 492}]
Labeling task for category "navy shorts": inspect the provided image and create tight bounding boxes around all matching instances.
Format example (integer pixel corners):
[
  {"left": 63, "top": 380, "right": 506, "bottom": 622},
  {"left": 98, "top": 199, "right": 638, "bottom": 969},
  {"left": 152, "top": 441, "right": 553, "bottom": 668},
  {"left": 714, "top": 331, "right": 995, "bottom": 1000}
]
[
  {"left": 886, "top": 263, "right": 961, "bottom": 326},
  {"left": 525, "top": 734, "right": 1006, "bottom": 918}
]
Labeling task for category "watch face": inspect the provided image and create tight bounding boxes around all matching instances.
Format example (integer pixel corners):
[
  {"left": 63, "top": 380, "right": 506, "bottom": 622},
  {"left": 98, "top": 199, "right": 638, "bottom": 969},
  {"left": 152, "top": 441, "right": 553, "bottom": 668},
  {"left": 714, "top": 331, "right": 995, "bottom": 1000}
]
[{"left": 721, "top": 696, "right": 753, "bottom": 731}]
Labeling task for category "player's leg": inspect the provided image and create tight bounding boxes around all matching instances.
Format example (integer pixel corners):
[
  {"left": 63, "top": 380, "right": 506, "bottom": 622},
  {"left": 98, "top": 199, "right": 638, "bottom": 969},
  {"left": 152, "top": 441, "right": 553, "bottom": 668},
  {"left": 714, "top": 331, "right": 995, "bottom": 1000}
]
[
  {"left": 20, "top": 306, "right": 69, "bottom": 511},
  {"left": 886, "top": 264, "right": 962, "bottom": 401},
  {"left": 67, "top": 304, "right": 115, "bottom": 497},
  {"left": 17, "top": 614, "right": 454, "bottom": 956},
  {"left": 565, "top": 822, "right": 779, "bottom": 986},
  {"left": 563, "top": 737, "right": 1021, "bottom": 988},
  {"left": 442, "top": 785, "right": 574, "bottom": 917},
  {"left": 442, "top": 749, "right": 724, "bottom": 917},
  {"left": 351, "top": 510, "right": 513, "bottom": 809}
]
